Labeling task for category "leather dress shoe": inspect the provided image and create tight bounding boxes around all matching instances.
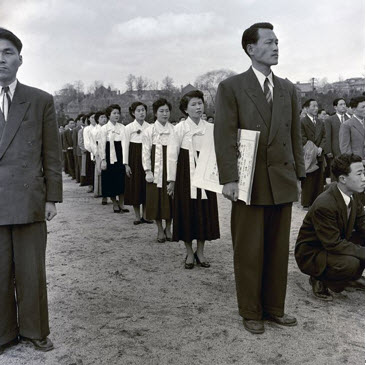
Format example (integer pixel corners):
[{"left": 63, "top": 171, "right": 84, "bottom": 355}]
[
  {"left": 243, "top": 318, "right": 265, "bottom": 334},
  {"left": 309, "top": 276, "right": 333, "bottom": 301},
  {"left": 345, "top": 276, "right": 365, "bottom": 291},
  {"left": 264, "top": 313, "right": 297, "bottom": 326},
  {"left": 20, "top": 336, "right": 54, "bottom": 352},
  {"left": 140, "top": 218, "right": 153, "bottom": 224},
  {"left": 184, "top": 255, "right": 194, "bottom": 269}
]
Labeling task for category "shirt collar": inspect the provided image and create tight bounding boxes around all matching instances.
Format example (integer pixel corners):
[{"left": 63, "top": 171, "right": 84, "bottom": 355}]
[
  {"left": 1, "top": 79, "right": 17, "bottom": 98},
  {"left": 336, "top": 113, "right": 345, "bottom": 121},
  {"left": 337, "top": 186, "right": 351, "bottom": 207},
  {"left": 251, "top": 66, "right": 274, "bottom": 88},
  {"left": 307, "top": 114, "right": 316, "bottom": 122}
]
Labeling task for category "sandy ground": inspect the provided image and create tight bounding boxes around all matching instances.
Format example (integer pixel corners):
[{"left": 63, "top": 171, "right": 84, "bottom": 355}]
[{"left": 0, "top": 174, "right": 364, "bottom": 365}]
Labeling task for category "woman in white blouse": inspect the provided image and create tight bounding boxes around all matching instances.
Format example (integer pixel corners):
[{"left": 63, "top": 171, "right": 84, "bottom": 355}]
[
  {"left": 100, "top": 104, "right": 129, "bottom": 213},
  {"left": 92, "top": 111, "right": 107, "bottom": 202},
  {"left": 124, "top": 102, "right": 153, "bottom": 225},
  {"left": 167, "top": 90, "right": 220, "bottom": 269},
  {"left": 142, "top": 98, "right": 174, "bottom": 242}
]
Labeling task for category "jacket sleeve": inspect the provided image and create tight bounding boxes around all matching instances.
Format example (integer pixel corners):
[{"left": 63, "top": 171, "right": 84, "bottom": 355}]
[
  {"left": 300, "top": 119, "right": 308, "bottom": 146},
  {"left": 42, "top": 95, "right": 63, "bottom": 202},
  {"left": 167, "top": 123, "right": 184, "bottom": 182},
  {"left": 312, "top": 205, "right": 364, "bottom": 260},
  {"left": 141, "top": 127, "right": 152, "bottom": 172},
  {"left": 290, "top": 86, "right": 306, "bottom": 179},
  {"left": 214, "top": 81, "right": 239, "bottom": 184},
  {"left": 319, "top": 122, "right": 326, "bottom": 151},
  {"left": 339, "top": 122, "right": 352, "bottom": 154},
  {"left": 324, "top": 118, "right": 332, "bottom": 154}
]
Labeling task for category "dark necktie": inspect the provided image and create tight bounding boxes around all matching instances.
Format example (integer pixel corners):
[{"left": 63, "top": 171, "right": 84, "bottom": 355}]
[
  {"left": 347, "top": 197, "right": 352, "bottom": 220},
  {"left": 2, "top": 86, "right": 11, "bottom": 121},
  {"left": 264, "top": 78, "right": 273, "bottom": 110},
  {"left": 341, "top": 114, "right": 345, "bottom": 123}
]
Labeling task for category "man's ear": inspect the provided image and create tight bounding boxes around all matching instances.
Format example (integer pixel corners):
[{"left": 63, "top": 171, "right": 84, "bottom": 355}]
[{"left": 19, "top": 54, "right": 23, "bottom": 66}]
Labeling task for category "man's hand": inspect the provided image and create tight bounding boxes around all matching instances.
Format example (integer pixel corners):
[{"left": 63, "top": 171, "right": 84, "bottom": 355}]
[
  {"left": 317, "top": 147, "right": 322, "bottom": 156},
  {"left": 101, "top": 159, "right": 107, "bottom": 170},
  {"left": 326, "top": 153, "right": 333, "bottom": 159},
  {"left": 125, "top": 164, "right": 132, "bottom": 177},
  {"left": 222, "top": 182, "right": 239, "bottom": 202},
  {"left": 167, "top": 181, "right": 175, "bottom": 197},
  {"left": 45, "top": 202, "right": 57, "bottom": 221}
]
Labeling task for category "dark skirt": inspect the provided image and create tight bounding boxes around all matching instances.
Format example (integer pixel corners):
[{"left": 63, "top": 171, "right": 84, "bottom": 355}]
[
  {"left": 124, "top": 142, "right": 146, "bottom": 205},
  {"left": 145, "top": 145, "right": 172, "bottom": 220},
  {"left": 102, "top": 141, "right": 125, "bottom": 197},
  {"left": 84, "top": 151, "right": 95, "bottom": 186},
  {"left": 172, "top": 148, "right": 220, "bottom": 242}
]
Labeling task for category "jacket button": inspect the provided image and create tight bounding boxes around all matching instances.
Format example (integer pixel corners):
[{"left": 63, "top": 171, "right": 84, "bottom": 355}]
[
  {"left": 22, "top": 163, "right": 27, "bottom": 168},
  {"left": 283, "top": 142, "right": 286, "bottom": 146},
  {"left": 24, "top": 183, "right": 29, "bottom": 188}
]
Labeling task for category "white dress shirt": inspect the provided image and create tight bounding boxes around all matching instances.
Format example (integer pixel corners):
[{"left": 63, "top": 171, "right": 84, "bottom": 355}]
[
  {"left": 251, "top": 66, "right": 274, "bottom": 98},
  {"left": 123, "top": 120, "right": 150, "bottom": 164},
  {"left": 167, "top": 117, "right": 211, "bottom": 199},
  {"left": 0, "top": 79, "right": 17, "bottom": 121},
  {"left": 141, "top": 120, "right": 174, "bottom": 188}
]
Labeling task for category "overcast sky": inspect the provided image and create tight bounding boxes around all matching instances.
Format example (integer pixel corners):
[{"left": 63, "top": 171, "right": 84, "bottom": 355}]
[{"left": 1, "top": 0, "right": 364, "bottom": 94}]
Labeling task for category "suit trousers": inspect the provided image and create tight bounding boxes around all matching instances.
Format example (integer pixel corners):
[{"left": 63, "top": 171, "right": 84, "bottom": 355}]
[
  {"left": 67, "top": 150, "right": 75, "bottom": 179},
  {"left": 74, "top": 153, "right": 80, "bottom": 183},
  {"left": 301, "top": 161, "right": 324, "bottom": 207},
  {"left": 231, "top": 202, "right": 292, "bottom": 320},
  {"left": 0, "top": 222, "right": 49, "bottom": 345}
]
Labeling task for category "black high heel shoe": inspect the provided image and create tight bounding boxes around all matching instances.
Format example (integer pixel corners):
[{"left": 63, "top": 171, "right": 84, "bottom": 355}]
[
  {"left": 185, "top": 255, "right": 194, "bottom": 270},
  {"left": 194, "top": 252, "right": 211, "bottom": 268}
]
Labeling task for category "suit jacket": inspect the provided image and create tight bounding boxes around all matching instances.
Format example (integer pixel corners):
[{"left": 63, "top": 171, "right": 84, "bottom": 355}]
[
  {"left": 295, "top": 183, "right": 365, "bottom": 277},
  {"left": 324, "top": 114, "right": 349, "bottom": 156},
  {"left": 72, "top": 125, "right": 82, "bottom": 156},
  {"left": 339, "top": 116, "right": 365, "bottom": 159},
  {"left": 214, "top": 67, "right": 305, "bottom": 205},
  {"left": 0, "top": 82, "right": 62, "bottom": 225},
  {"left": 301, "top": 115, "right": 326, "bottom": 164},
  {"left": 62, "top": 128, "right": 73, "bottom": 150}
]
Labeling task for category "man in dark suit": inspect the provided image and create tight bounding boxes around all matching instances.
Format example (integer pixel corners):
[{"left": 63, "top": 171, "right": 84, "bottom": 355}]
[
  {"left": 214, "top": 22, "right": 305, "bottom": 334},
  {"left": 339, "top": 96, "right": 365, "bottom": 161},
  {"left": 300, "top": 99, "right": 326, "bottom": 208},
  {"left": 295, "top": 154, "right": 364, "bottom": 301},
  {"left": 324, "top": 98, "right": 349, "bottom": 180},
  {"left": 0, "top": 28, "right": 62, "bottom": 353}
]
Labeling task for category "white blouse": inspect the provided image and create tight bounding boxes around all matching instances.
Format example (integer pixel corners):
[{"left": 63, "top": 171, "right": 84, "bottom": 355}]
[
  {"left": 123, "top": 120, "right": 150, "bottom": 165},
  {"left": 167, "top": 117, "right": 211, "bottom": 199},
  {"left": 142, "top": 120, "right": 175, "bottom": 188},
  {"left": 99, "top": 121, "right": 126, "bottom": 164}
]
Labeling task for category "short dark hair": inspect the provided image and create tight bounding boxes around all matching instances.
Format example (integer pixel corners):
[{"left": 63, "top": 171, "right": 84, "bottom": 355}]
[
  {"left": 75, "top": 114, "right": 84, "bottom": 122},
  {"left": 331, "top": 154, "right": 363, "bottom": 180},
  {"left": 129, "top": 101, "right": 147, "bottom": 118},
  {"left": 241, "top": 22, "right": 274, "bottom": 57},
  {"left": 152, "top": 98, "right": 172, "bottom": 120},
  {"left": 94, "top": 111, "right": 106, "bottom": 123},
  {"left": 66, "top": 118, "right": 74, "bottom": 124},
  {"left": 349, "top": 96, "right": 365, "bottom": 109},
  {"left": 303, "top": 99, "right": 316, "bottom": 108},
  {"left": 333, "top": 98, "right": 346, "bottom": 107},
  {"left": 179, "top": 90, "right": 204, "bottom": 116},
  {"left": 318, "top": 109, "right": 325, "bottom": 115},
  {"left": 0, "top": 28, "right": 22, "bottom": 53},
  {"left": 105, "top": 104, "right": 121, "bottom": 118}
]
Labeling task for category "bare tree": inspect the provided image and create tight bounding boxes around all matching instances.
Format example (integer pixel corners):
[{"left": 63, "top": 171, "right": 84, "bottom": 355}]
[
  {"left": 195, "top": 69, "right": 237, "bottom": 105},
  {"left": 126, "top": 74, "right": 136, "bottom": 91},
  {"left": 161, "top": 76, "right": 176, "bottom": 92},
  {"left": 135, "top": 76, "right": 150, "bottom": 98}
]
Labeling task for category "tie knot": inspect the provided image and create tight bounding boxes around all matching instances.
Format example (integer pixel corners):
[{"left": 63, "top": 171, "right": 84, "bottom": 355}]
[{"left": 2, "top": 86, "right": 9, "bottom": 93}]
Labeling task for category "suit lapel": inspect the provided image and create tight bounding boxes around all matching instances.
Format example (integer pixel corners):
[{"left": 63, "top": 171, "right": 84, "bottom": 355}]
[
  {"left": 352, "top": 118, "right": 365, "bottom": 138},
  {"left": 0, "top": 83, "right": 30, "bottom": 160},
  {"left": 268, "top": 75, "right": 285, "bottom": 144},
  {"left": 243, "top": 68, "right": 271, "bottom": 128},
  {"left": 314, "top": 119, "right": 322, "bottom": 141},
  {"left": 332, "top": 184, "right": 348, "bottom": 233}
]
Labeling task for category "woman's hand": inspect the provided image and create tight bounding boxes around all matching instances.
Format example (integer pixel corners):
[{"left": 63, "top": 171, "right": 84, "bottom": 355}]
[
  {"left": 145, "top": 170, "right": 154, "bottom": 183},
  {"left": 167, "top": 181, "right": 175, "bottom": 197},
  {"left": 125, "top": 165, "right": 132, "bottom": 177},
  {"left": 101, "top": 160, "right": 107, "bottom": 171}
]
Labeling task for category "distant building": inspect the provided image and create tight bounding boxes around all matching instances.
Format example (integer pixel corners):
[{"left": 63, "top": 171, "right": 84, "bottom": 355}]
[
  {"left": 295, "top": 82, "right": 314, "bottom": 98},
  {"left": 181, "top": 84, "right": 196, "bottom": 95}
]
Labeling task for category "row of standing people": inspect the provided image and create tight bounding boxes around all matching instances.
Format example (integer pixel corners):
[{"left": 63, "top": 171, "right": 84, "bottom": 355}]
[
  {"left": 59, "top": 90, "right": 220, "bottom": 269},
  {"left": 299, "top": 96, "right": 365, "bottom": 209}
]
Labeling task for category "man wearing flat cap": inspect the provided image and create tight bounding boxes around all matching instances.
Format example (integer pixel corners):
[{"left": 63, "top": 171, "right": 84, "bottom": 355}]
[{"left": 0, "top": 28, "right": 62, "bottom": 353}]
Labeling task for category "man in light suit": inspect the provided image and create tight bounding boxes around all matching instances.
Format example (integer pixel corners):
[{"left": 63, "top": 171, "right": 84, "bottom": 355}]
[
  {"left": 214, "top": 23, "right": 305, "bottom": 334},
  {"left": 339, "top": 96, "right": 365, "bottom": 161},
  {"left": 300, "top": 99, "right": 326, "bottom": 208},
  {"left": 0, "top": 28, "right": 62, "bottom": 353},
  {"left": 324, "top": 98, "right": 349, "bottom": 180}
]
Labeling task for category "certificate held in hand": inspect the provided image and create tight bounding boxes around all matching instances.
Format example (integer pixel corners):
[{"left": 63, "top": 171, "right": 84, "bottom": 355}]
[{"left": 192, "top": 127, "right": 260, "bottom": 204}]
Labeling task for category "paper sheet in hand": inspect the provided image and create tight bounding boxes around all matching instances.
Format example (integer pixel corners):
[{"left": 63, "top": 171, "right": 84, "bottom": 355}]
[{"left": 192, "top": 128, "right": 260, "bottom": 204}]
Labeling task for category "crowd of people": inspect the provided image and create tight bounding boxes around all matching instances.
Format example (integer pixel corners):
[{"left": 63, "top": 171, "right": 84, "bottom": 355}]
[{"left": 59, "top": 91, "right": 219, "bottom": 268}]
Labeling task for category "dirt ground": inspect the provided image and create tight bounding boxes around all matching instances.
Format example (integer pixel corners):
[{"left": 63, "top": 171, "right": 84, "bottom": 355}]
[{"left": 0, "top": 174, "right": 364, "bottom": 365}]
